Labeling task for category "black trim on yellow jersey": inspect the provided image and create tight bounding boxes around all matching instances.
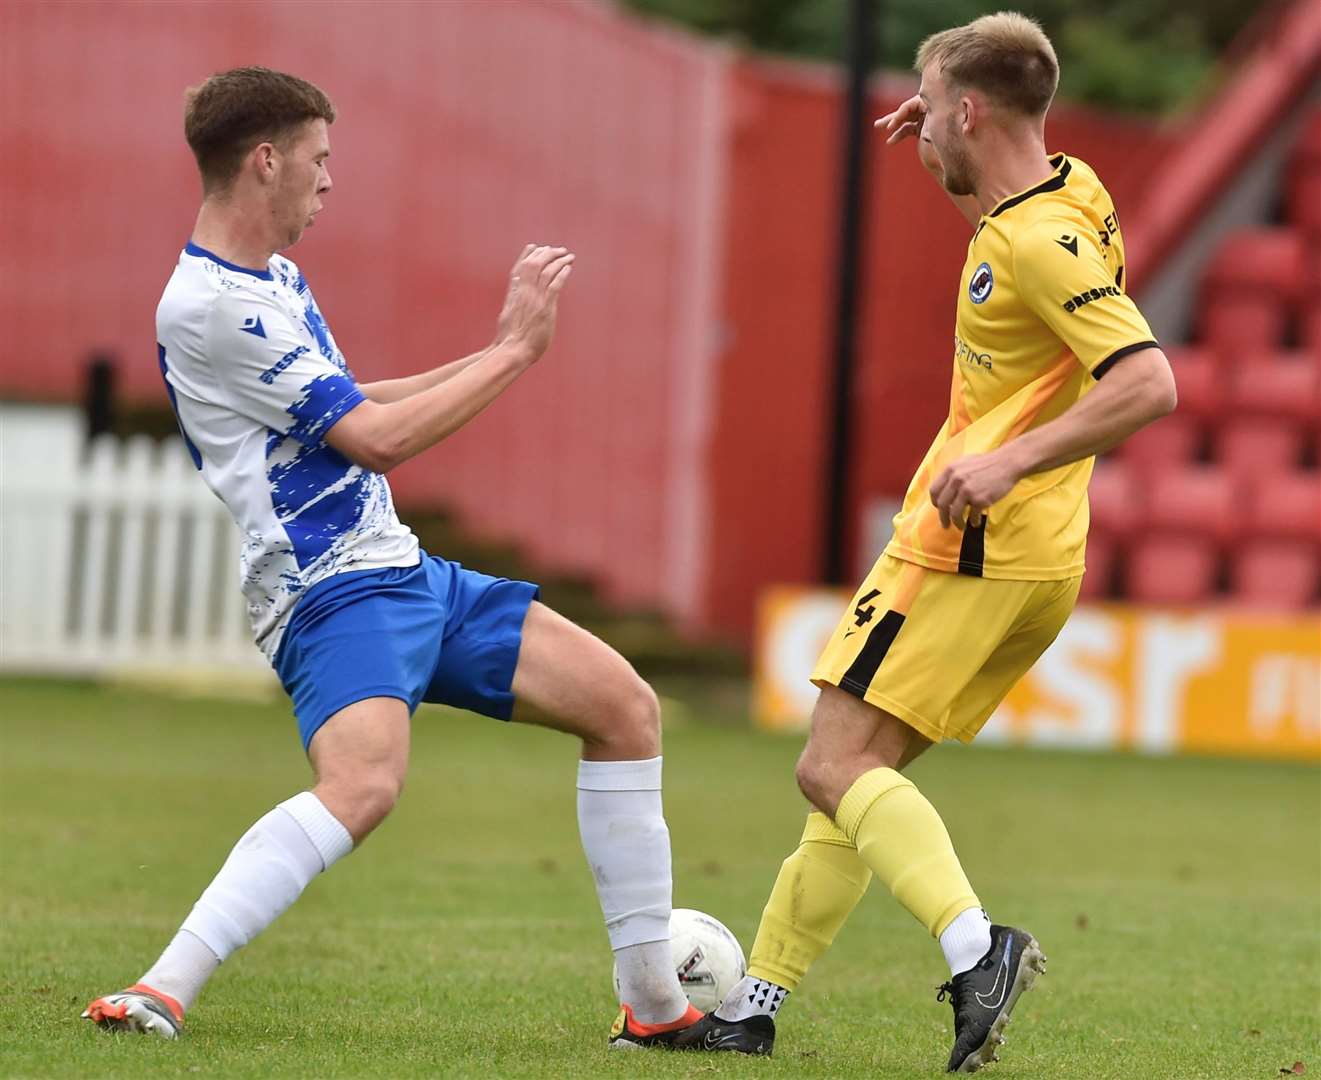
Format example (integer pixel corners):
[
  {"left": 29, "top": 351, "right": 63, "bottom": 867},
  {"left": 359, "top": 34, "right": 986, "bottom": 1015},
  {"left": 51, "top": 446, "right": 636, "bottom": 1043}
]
[
  {"left": 1092, "top": 339, "right": 1160, "bottom": 380},
  {"left": 840, "top": 610, "right": 907, "bottom": 696},
  {"left": 988, "top": 156, "right": 1071, "bottom": 219},
  {"left": 957, "top": 519, "right": 986, "bottom": 577}
]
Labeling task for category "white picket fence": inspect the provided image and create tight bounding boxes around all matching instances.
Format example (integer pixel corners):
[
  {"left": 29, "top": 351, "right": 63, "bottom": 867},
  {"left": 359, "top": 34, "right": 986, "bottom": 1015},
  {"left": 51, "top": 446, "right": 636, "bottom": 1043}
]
[{"left": 0, "top": 404, "right": 268, "bottom": 677}]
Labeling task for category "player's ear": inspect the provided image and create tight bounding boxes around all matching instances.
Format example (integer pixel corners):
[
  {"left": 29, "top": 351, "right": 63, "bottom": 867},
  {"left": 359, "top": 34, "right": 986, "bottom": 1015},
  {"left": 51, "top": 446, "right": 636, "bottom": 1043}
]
[
  {"left": 252, "top": 142, "right": 279, "bottom": 185},
  {"left": 959, "top": 95, "right": 976, "bottom": 136}
]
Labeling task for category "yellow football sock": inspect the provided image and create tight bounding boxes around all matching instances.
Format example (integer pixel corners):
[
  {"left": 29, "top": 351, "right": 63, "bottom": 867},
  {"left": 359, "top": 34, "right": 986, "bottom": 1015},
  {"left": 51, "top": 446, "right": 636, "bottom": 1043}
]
[
  {"left": 834, "top": 767, "right": 979, "bottom": 938},
  {"left": 745, "top": 811, "right": 872, "bottom": 991}
]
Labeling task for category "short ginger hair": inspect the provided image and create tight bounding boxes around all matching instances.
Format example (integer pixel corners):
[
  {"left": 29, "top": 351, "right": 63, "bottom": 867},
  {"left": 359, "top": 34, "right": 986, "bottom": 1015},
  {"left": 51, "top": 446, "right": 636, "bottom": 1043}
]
[
  {"left": 916, "top": 12, "right": 1059, "bottom": 116},
  {"left": 183, "top": 66, "right": 335, "bottom": 193}
]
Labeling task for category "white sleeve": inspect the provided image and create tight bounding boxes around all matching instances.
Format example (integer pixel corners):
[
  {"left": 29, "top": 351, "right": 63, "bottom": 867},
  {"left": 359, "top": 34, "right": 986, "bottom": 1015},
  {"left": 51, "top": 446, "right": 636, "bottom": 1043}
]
[{"left": 205, "top": 290, "right": 365, "bottom": 446}]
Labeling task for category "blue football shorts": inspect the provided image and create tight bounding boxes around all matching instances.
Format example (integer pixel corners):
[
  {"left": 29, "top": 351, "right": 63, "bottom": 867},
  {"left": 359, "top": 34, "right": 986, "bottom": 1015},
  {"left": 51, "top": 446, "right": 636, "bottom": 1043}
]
[{"left": 273, "top": 554, "right": 540, "bottom": 750}]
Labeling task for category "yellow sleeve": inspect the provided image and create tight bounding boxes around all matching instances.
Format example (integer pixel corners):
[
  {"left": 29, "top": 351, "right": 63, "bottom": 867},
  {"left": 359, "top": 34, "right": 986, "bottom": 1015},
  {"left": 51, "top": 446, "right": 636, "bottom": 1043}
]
[{"left": 1012, "top": 220, "right": 1158, "bottom": 378}]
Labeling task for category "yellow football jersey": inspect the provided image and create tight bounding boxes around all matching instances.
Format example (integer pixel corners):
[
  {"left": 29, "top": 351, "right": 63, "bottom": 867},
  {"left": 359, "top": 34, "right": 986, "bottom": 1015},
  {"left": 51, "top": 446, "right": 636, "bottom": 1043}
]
[{"left": 886, "top": 154, "right": 1157, "bottom": 580}]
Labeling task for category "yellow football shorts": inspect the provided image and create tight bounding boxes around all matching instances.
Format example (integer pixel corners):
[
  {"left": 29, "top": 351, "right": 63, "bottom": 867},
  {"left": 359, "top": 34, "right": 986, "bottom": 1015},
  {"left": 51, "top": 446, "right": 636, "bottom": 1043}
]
[{"left": 811, "top": 554, "right": 1081, "bottom": 744}]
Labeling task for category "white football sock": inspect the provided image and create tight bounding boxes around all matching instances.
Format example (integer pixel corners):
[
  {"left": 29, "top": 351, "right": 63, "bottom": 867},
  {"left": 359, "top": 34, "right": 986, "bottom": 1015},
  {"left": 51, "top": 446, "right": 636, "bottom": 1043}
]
[
  {"left": 137, "top": 929, "right": 218, "bottom": 1011},
  {"left": 141, "top": 792, "right": 353, "bottom": 1010},
  {"left": 940, "top": 906, "right": 992, "bottom": 976},
  {"left": 577, "top": 756, "right": 689, "bottom": 1025},
  {"left": 715, "top": 975, "right": 789, "bottom": 1022}
]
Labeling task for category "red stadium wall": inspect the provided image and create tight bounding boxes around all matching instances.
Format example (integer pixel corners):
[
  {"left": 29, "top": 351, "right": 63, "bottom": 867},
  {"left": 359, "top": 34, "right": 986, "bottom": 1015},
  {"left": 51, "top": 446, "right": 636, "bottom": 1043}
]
[
  {"left": 0, "top": 0, "right": 728, "bottom": 625},
  {"left": 0, "top": 1, "right": 1172, "bottom": 643}
]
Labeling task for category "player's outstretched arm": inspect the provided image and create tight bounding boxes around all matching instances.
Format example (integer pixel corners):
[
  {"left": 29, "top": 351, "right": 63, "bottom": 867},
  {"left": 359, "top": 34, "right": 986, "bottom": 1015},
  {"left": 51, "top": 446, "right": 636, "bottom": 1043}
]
[
  {"left": 325, "top": 244, "right": 574, "bottom": 473},
  {"left": 356, "top": 348, "right": 490, "bottom": 404},
  {"left": 930, "top": 347, "right": 1176, "bottom": 528},
  {"left": 875, "top": 95, "right": 981, "bottom": 229}
]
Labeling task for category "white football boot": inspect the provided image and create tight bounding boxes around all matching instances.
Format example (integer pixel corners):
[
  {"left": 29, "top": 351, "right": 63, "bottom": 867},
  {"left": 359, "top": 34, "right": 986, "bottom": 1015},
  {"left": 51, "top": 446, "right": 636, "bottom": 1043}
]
[{"left": 82, "top": 983, "right": 184, "bottom": 1038}]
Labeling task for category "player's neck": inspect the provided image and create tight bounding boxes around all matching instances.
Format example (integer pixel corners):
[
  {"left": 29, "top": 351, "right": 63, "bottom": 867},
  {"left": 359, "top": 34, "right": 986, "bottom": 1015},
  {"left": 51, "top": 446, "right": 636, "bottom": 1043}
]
[
  {"left": 190, "top": 200, "right": 278, "bottom": 273},
  {"left": 971, "top": 134, "right": 1055, "bottom": 216}
]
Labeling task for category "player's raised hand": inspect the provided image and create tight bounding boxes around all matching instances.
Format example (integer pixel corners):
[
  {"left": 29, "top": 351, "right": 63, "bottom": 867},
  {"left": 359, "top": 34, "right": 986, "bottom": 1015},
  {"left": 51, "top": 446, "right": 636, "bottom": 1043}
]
[
  {"left": 876, "top": 95, "right": 944, "bottom": 180},
  {"left": 494, "top": 244, "right": 536, "bottom": 344},
  {"left": 875, "top": 94, "right": 923, "bottom": 145},
  {"left": 494, "top": 243, "right": 574, "bottom": 361}
]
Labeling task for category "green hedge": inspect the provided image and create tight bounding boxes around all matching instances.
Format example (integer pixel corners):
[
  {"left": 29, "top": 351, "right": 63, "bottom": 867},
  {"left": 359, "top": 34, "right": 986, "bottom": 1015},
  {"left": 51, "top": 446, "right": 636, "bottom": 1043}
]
[{"left": 620, "top": 0, "right": 1265, "bottom": 114}]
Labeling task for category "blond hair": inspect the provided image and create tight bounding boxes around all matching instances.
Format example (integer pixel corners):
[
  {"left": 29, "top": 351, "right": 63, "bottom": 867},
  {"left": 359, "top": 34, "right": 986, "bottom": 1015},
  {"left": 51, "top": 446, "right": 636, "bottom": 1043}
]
[{"left": 915, "top": 12, "right": 1059, "bottom": 116}]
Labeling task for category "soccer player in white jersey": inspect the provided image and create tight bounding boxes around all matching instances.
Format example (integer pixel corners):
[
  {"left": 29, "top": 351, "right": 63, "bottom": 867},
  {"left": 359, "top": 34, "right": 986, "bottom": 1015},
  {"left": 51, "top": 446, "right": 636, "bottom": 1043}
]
[{"left": 82, "top": 66, "right": 702, "bottom": 1049}]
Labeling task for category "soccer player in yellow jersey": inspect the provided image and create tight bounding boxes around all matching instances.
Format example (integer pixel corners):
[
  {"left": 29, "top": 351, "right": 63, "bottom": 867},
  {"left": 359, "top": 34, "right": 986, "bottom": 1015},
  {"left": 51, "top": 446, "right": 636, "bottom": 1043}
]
[{"left": 676, "top": 12, "right": 1177, "bottom": 1073}]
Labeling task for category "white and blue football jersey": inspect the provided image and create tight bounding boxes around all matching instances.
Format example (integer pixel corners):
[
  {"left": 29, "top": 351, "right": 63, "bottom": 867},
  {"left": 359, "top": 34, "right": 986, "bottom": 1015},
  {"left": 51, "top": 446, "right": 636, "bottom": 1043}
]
[{"left": 156, "top": 242, "right": 419, "bottom": 659}]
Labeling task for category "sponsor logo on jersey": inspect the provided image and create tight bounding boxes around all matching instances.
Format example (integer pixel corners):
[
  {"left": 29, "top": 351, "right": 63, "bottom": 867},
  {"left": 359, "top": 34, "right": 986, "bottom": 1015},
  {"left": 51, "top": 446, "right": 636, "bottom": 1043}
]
[
  {"left": 259, "top": 344, "right": 309, "bottom": 385},
  {"left": 955, "top": 334, "right": 993, "bottom": 371},
  {"left": 1055, "top": 234, "right": 1079, "bottom": 256},
  {"left": 240, "top": 315, "right": 267, "bottom": 338},
  {"left": 968, "top": 262, "right": 994, "bottom": 304},
  {"left": 1062, "top": 285, "right": 1122, "bottom": 313}
]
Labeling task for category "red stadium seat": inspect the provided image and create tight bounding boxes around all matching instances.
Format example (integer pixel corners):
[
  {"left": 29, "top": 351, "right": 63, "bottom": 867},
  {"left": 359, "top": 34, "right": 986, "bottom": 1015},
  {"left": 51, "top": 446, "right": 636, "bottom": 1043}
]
[
  {"left": 1231, "top": 538, "right": 1320, "bottom": 610},
  {"left": 1199, "top": 228, "right": 1306, "bottom": 352},
  {"left": 1145, "top": 466, "right": 1238, "bottom": 546},
  {"left": 1079, "top": 531, "right": 1117, "bottom": 602},
  {"left": 1200, "top": 295, "right": 1289, "bottom": 354},
  {"left": 1287, "top": 109, "right": 1321, "bottom": 236},
  {"left": 1088, "top": 461, "right": 1143, "bottom": 539},
  {"left": 1304, "top": 308, "right": 1321, "bottom": 352},
  {"left": 1289, "top": 165, "right": 1321, "bottom": 237},
  {"left": 1246, "top": 471, "right": 1321, "bottom": 543},
  {"left": 1117, "top": 412, "right": 1201, "bottom": 469},
  {"left": 1165, "top": 347, "right": 1223, "bottom": 422},
  {"left": 1307, "top": 240, "right": 1321, "bottom": 294},
  {"left": 1216, "top": 417, "right": 1305, "bottom": 479},
  {"left": 1125, "top": 534, "right": 1219, "bottom": 606},
  {"left": 1203, "top": 227, "right": 1307, "bottom": 297},
  {"left": 1226, "top": 353, "right": 1321, "bottom": 428}
]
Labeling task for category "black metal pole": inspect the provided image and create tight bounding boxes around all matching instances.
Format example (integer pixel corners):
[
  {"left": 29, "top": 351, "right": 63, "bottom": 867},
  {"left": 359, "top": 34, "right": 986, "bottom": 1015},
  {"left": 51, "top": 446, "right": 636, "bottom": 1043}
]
[
  {"left": 85, "top": 352, "right": 117, "bottom": 440},
  {"left": 822, "top": 0, "right": 878, "bottom": 584}
]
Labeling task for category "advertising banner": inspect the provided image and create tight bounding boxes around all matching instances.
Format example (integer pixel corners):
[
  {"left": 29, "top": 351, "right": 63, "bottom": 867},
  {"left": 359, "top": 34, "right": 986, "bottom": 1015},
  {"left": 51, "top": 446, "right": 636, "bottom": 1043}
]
[{"left": 754, "top": 587, "right": 1321, "bottom": 761}]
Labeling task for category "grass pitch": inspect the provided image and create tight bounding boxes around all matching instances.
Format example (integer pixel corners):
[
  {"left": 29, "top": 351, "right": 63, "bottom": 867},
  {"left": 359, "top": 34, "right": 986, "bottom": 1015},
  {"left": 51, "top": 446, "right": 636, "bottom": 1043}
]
[{"left": 1, "top": 676, "right": 1317, "bottom": 1079}]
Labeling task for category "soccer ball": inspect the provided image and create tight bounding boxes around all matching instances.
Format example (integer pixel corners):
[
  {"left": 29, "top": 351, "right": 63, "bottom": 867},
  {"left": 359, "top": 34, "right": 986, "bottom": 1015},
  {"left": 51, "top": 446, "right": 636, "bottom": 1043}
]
[{"left": 614, "top": 908, "right": 747, "bottom": 1012}]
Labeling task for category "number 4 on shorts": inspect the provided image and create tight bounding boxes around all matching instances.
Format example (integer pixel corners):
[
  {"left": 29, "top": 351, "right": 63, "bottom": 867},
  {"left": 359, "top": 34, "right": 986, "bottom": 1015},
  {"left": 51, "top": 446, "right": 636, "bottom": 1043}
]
[{"left": 854, "top": 589, "right": 881, "bottom": 628}]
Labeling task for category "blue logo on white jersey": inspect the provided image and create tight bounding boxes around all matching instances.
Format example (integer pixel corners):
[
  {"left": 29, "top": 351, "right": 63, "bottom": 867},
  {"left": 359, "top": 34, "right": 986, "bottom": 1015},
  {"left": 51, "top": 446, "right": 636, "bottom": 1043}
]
[
  {"left": 260, "top": 344, "right": 310, "bottom": 385},
  {"left": 968, "top": 263, "right": 994, "bottom": 304},
  {"left": 240, "top": 315, "right": 267, "bottom": 338}
]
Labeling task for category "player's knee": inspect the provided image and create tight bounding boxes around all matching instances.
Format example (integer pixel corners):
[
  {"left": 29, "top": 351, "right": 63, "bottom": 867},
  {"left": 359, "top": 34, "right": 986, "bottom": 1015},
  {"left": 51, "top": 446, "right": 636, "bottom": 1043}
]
[
  {"left": 353, "top": 773, "right": 402, "bottom": 839},
  {"left": 321, "top": 768, "right": 404, "bottom": 843},
  {"left": 362, "top": 768, "right": 404, "bottom": 826},
  {"left": 794, "top": 749, "right": 819, "bottom": 801},
  {"left": 794, "top": 750, "right": 833, "bottom": 814},
  {"left": 604, "top": 674, "right": 662, "bottom": 759}
]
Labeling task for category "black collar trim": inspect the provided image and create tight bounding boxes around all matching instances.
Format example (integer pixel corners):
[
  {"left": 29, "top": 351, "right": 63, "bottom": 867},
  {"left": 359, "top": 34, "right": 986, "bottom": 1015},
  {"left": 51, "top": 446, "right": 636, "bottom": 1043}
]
[{"left": 988, "top": 155, "right": 1070, "bottom": 218}]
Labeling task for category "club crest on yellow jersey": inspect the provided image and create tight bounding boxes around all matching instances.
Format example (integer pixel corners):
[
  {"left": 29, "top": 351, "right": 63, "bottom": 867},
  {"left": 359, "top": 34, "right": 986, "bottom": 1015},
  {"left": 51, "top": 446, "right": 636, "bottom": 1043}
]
[{"left": 968, "top": 262, "right": 994, "bottom": 304}]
